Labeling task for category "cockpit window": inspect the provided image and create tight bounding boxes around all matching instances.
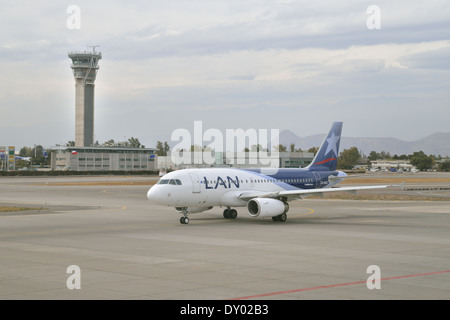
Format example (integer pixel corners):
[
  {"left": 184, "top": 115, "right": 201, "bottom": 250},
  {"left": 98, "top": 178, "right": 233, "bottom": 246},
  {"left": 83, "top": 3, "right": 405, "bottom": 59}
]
[{"left": 157, "top": 179, "right": 182, "bottom": 185}]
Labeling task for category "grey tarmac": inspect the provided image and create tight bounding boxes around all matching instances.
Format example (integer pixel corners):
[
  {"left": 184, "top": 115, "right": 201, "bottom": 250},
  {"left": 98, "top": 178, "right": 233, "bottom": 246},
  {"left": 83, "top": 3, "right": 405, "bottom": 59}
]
[{"left": 0, "top": 173, "right": 449, "bottom": 300}]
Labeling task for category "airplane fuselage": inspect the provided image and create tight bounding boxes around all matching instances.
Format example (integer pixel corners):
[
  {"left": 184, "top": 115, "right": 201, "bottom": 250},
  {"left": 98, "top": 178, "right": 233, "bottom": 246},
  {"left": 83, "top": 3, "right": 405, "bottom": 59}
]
[{"left": 147, "top": 167, "right": 343, "bottom": 208}]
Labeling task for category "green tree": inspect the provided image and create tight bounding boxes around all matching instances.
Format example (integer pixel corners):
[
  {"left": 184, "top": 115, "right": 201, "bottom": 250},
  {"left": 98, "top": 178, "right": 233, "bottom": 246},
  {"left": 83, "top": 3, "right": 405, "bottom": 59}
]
[
  {"left": 31, "top": 145, "right": 49, "bottom": 167},
  {"left": 103, "top": 139, "right": 115, "bottom": 147},
  {"left": 338, "top": 147, "right": 361, "bottom": 170},
  {"left": 439, "top": 160, "right": 450, "bottom": 172},
  {"left": 308, "top": 147, "right": 319, "bottom": 155},
  {"left": 19, "top": 146, "right": 32, "bottom": 157},
  {"left": 368, "top": 151, "right": 378, "bottom": 161},
  {"left": 409, "top": 151, "right": 432, "bottom": 171},
  {"left": 273, "top": 144, "right": 287, "bottom": 152},
  {"left": 156, "top": 141, "right": 170, "bottom": 156},
  {"left": 128, "top": 137, "right": 143, "bottom": 148},
  {"left": 246, "top": 144, "right": 268, "bottom": 152},
  {"left": 190, "top": 145, "right": 202, "bottom": 152}
]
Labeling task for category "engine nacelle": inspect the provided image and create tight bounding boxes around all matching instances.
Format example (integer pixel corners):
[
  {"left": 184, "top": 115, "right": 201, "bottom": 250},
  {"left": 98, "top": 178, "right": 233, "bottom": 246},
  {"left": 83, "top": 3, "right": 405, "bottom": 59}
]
[
  {"left": 175, "top": 206, "right": 213, "bottom": 214},
  {"left": 247, "top": 198, "right": 289, "bottom": 218}
]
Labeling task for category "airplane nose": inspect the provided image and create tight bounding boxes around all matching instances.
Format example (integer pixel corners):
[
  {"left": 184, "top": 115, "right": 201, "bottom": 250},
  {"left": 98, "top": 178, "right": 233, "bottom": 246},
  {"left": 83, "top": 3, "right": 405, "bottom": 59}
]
[{"left": 147, "top": 186, "right": 158, "bottom": 201}]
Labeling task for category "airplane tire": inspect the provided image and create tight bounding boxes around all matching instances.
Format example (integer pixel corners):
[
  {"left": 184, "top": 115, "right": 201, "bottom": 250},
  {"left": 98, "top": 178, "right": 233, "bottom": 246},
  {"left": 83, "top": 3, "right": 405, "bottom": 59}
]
[
  {"left": 180, "top": 217, "right": 190, "bottom": 224},
  {"left": 224, "top": 209, "right": 237, "bottom": 219},
  {"left": 272, "top": 213, "right": 287, "bottom": 222}
]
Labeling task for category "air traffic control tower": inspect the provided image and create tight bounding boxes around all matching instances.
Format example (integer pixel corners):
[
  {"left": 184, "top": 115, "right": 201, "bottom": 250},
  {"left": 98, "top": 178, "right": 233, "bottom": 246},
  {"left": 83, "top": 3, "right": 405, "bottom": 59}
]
[{"left": 68, "top": 48, "right": 102, "bottom": 147}]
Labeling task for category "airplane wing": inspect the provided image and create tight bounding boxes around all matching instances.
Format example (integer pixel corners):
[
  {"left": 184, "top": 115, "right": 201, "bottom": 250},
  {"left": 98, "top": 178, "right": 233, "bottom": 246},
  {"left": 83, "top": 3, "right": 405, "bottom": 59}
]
[{"left": 239, "top": 185, "right": 392, "bottom": 202}]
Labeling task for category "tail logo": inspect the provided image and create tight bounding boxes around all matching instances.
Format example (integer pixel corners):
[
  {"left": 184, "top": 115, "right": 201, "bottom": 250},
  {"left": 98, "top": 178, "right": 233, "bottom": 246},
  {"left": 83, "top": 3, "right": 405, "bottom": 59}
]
[
  {"left": 314, "top": 131, "right": 340, "bottom": 166},
  {"left": 314, "top": 157, "right": 337, "bottom": 165},
  {"left": 324, "top": 131, "right": 340, "bottom": 157},
  {"left": 309, "top": 122, "right": 343, "bottom": 170}
]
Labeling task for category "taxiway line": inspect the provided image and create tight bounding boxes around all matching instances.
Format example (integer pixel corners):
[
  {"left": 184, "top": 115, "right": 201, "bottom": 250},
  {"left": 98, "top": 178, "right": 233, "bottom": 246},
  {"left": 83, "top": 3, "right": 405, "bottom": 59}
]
[{"left": 230, "top": 270, "right": 450, "bottom": 300}]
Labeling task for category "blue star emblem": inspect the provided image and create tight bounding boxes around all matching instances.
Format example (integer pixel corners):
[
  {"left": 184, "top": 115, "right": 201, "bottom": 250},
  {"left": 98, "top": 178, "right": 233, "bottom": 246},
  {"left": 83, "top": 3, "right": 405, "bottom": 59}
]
[{"left": 324, "top": 132, "right": 340, "bottom": 157}]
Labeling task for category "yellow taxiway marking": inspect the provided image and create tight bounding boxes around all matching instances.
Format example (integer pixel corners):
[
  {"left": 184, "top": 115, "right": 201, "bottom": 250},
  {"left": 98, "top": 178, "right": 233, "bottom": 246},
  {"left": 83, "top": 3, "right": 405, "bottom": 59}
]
[{"left": 290, "top": 207, "right": 315, "bottom": 218}]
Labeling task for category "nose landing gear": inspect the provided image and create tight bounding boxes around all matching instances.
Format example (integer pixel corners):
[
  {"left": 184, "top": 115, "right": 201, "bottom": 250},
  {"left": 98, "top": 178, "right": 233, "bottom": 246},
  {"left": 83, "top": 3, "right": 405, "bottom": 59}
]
[
  {"left": 180, "top": 208, "right": 190, "bottom": 224},
  {"left": 180, "top": 216, "right": 190, "bottom": 224}
]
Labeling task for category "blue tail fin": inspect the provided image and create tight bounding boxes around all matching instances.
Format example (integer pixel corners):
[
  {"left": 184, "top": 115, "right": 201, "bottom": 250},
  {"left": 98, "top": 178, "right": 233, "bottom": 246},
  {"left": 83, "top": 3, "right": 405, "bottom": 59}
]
[{"left": 307, "top": 122, "right": 343, "bottom": 171}]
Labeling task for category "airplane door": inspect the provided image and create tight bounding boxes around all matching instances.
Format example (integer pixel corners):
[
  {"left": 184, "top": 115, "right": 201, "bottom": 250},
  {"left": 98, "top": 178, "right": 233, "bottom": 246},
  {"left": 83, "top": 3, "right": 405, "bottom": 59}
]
[
  {"left": 189, "top": 172, "right": 201, "bottom": 193},
  {"left": 249, "top": 177, "right": 255, "bottom": 189},
  {"left": 313, "top": 171, "right": 321, "bottom": 188}
]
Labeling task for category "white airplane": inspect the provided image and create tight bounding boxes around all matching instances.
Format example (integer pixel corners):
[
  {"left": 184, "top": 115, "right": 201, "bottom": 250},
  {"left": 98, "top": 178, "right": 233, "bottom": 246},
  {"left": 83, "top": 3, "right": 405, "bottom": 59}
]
[{"left": 147, "top": 122, "right": 392, "bottom": 224}]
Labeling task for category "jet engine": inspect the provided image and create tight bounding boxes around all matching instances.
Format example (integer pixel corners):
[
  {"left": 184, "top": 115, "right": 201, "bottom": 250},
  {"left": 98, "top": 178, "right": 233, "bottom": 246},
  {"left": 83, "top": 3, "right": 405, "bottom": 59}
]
[{"left": 247, "top": 198, "right": 289, "bottom": 218}]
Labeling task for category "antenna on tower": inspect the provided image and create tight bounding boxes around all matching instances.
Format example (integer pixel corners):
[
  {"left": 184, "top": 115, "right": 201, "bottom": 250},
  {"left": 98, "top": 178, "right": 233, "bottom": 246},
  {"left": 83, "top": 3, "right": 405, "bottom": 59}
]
[{"left": 88, "top": 45, "right": 100, "bottom": 53}]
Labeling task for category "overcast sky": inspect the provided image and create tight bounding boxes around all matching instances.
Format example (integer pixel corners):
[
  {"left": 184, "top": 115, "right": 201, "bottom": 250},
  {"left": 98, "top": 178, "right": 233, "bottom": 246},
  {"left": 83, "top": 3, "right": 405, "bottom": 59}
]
[{"left": 1, "top": 0, "right": 449, "bottom": 150}]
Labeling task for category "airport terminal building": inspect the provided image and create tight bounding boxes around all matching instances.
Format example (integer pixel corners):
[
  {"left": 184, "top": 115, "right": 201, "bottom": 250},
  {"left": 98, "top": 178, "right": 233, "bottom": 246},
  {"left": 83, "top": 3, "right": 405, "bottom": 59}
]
[
  {"left": 51, "top": 147, "right": 312, "bottom": 172},
  {"left": 156, "top": 151, "right": 314, "bottom": 171},
  {"left": 51, "top": 147, "right": 157, "bottom": 172}
]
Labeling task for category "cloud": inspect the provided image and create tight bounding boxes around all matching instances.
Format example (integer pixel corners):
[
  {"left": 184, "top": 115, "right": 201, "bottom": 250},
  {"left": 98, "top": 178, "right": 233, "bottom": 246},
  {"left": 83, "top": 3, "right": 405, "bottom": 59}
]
[
  {"left": 0, "top": 1, "right": 450, "bottom": 148},
  {"left": 399, "top": 46, "right": 450, "bottom": 69}
]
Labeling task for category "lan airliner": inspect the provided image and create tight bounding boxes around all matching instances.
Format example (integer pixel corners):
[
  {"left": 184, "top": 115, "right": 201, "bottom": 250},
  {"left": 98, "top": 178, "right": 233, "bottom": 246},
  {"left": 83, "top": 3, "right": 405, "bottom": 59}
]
[{"left": 147, "top": 122, "right": 391, "bottom": 224}]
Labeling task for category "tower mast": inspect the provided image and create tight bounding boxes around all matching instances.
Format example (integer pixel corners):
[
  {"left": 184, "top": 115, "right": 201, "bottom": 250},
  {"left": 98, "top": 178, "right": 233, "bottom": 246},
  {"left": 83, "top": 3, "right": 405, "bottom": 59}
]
[{"left": 68, "top": 48, "right": 102, "bottom": 147}]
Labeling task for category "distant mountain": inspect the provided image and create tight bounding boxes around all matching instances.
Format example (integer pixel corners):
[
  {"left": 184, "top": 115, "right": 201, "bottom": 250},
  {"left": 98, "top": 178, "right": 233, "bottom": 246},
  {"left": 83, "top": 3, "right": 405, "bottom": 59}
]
[{"left": 279, "top": 130, "right": 450, "bottom": 157}]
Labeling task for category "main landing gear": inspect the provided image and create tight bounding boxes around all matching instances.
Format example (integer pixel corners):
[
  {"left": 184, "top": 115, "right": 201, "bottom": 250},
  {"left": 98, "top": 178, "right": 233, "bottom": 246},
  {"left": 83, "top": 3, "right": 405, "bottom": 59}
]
[
  {"left": 223, "top": 207, "right": 237, "bottom": 220},
  {"left": 272, "top": 213, "right": 287, "bottom": 222}
]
